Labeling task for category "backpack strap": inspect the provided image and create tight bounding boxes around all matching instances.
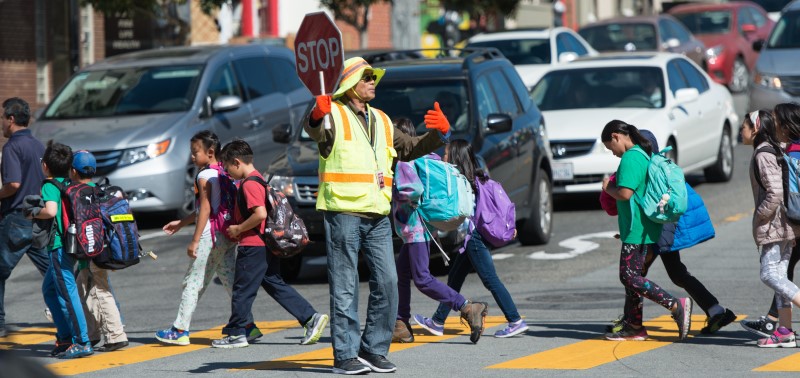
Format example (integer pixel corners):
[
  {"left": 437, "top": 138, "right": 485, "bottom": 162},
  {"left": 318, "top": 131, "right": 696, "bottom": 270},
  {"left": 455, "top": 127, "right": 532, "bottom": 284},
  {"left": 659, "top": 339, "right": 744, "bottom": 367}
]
[
  {"left": 42, "top": 178, "right": 70, "bottom": 237},
  {"left": 753, "top": 145, "right": 789, "bottom": 204},
  {"left": 236, "top": 176, "right": 271, "bottom": 236}
]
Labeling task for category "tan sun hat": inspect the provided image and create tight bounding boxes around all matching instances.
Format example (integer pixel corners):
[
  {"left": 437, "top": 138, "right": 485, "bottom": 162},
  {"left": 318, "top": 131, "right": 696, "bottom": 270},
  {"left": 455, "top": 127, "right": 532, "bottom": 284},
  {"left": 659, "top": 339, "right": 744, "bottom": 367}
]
[{"left": 333, "top": 57, "right": 385, "bottom": 99}]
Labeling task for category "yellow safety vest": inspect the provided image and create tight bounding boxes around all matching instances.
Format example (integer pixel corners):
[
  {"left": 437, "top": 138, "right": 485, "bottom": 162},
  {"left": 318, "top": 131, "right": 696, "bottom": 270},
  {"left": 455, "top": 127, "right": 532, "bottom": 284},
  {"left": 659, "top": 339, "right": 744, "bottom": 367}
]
[{"left": 317, "top": 102, "right": 397, "bottom": 214}]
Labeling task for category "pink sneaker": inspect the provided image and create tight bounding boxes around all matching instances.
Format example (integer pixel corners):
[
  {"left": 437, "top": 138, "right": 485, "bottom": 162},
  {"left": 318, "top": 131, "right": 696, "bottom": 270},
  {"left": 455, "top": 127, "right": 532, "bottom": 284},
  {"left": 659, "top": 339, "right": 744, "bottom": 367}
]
[
  {"left": 757, "top": 327, "right": 796, "bottom": 348},
  {"left": 605, "top": 322, "right": 648, "bottom": 341}
]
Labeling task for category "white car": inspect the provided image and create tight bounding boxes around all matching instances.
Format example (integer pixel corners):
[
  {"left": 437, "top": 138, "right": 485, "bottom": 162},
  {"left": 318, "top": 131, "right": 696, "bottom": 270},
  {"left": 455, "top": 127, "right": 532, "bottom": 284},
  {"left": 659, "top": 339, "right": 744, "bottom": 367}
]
[
  {"left": 530, "top": 52, "right": 739, "bottom": 194},
  {"left": 466, "top": 27, "right": 596, "bottom": 89}
]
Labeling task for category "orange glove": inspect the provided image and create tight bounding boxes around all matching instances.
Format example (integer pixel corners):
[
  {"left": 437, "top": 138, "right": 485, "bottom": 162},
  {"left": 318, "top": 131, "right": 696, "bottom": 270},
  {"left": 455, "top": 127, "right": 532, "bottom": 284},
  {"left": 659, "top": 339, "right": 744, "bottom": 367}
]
[
  {"left": 311, "top": 95, "right": 332, "bottom": 121},
  {"left": 424, "top": 102, "right": 450, "bottom": 134}
]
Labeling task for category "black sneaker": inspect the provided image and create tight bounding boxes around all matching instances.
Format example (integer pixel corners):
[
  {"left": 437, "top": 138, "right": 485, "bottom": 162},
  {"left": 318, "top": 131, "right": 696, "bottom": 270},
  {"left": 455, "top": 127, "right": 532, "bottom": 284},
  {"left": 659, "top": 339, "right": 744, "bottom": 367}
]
[
  {"left": 701, "top": 309, "right": 736, "bottom": 334},
  {"left": 357, "top": 350, "right": 397, "bottom": 373},
  {"left": 50, "top": 340, "right": 72, "bottom": 357},
  {"left": 332, "top": 358, "right": 371, "bottom": 375},
  {"left": 97, "top": 340, "right": 129, "bottom": 352},
  {"left": 741, "top": 316, "right": 778, "bottom": 338}
]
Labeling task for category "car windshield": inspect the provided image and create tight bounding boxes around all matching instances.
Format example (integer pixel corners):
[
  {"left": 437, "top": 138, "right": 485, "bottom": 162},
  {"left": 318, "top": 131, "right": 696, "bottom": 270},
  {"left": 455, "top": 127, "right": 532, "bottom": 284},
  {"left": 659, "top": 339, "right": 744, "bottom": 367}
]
[
  {"left": 531, "top": 66, "right": 665, "bottom": 110},
  {"left": 767, "top": 11, "right": 800, "bottom": 49},
  {"left": 579, "top": 23, "right": 658, "bottom": 52},
  {"left": 43, "top": 65, "right": 202, "bottom": 119},
  {"left": 674, "top": 10, "right": 732, "bottom": 34},
  {"left": 467, "top": 39, "right": 551, "bottom": 65}
]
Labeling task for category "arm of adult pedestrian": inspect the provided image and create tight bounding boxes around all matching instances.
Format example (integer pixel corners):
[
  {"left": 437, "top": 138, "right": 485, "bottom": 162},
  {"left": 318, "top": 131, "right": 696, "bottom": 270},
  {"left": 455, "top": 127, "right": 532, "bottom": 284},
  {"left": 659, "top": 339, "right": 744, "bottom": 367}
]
[
  {"left": 0, "top": 182, "right": 20, "bottom": 200},
  {"left": 305, "top": 95, "right": 336, "bottom": 144},
  {"left": 394, "top": 102, "right": 451, "bottom": 162}
]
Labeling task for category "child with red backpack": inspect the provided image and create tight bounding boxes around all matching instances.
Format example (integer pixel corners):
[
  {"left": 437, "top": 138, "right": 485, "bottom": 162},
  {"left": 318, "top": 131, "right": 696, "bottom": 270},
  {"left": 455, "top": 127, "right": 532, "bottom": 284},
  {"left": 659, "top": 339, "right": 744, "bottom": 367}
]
[{"left": 155, "top": 131, "right": 262, "bottom": 345}]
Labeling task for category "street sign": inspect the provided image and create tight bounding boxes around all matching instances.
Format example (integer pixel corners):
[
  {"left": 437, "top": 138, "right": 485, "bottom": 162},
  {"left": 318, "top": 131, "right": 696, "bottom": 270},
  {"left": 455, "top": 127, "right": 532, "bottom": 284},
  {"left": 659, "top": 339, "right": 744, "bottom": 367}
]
[{"left": 294, "top": 12, "right": 343, "bottom": 96}]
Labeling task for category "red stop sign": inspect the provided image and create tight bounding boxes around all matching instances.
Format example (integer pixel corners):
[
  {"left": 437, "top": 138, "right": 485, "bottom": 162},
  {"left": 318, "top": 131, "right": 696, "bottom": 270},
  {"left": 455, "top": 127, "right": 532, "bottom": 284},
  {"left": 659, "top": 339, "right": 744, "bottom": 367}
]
[{"left": 295, "top": 12, "right": 343, "bottom": 96}]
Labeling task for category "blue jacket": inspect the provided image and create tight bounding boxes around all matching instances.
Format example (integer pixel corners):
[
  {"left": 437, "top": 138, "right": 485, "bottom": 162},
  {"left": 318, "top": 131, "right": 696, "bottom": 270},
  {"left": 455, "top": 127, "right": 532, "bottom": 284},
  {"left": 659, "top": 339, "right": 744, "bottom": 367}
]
[{"left": 657, "top": 183, "right": 715, "bottom": 253}]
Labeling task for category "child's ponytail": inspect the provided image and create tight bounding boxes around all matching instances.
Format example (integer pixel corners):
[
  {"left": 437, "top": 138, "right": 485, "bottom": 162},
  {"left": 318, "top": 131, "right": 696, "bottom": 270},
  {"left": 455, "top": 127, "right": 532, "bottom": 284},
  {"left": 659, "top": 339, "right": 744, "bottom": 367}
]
[{"left": 601, "top": 120, "right": 653, "bottom": 155}]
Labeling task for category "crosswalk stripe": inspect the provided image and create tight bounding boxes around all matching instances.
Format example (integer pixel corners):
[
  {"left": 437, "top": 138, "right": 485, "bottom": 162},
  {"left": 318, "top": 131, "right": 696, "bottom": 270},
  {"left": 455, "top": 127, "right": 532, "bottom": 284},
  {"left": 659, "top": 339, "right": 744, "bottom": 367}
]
[
  {"left": 0, "top": 327, "right": 56, "bottom": 350},
  {"left": 754, "top": 351, "right": 800, "bottom": 371},
  {"left": 488, "top": 314, "right": 744, "bottom": 370},
  {"left": 233, "top": 315, "right": 509, "bottom": 371},
  {"left": 46, "top": 320, "right": 297, "bottom": 376}
]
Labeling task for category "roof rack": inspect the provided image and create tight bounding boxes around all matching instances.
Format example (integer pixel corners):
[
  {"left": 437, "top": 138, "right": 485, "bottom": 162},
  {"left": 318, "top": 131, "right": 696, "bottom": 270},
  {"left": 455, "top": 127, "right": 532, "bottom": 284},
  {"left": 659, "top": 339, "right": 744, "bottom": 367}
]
[{"left": 352, "top": 47, "right": 505, "bottom": 69}]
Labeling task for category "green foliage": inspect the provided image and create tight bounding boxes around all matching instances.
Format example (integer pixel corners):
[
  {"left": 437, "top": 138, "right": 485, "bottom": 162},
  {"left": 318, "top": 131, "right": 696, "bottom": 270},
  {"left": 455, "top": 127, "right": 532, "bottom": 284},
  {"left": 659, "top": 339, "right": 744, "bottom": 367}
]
[
  {"left": 319, "top": 0, "right": 390, "bottom": 31},
  {"left": 81, "top": 0, "right": 232, "bottom": 16},
  {"left": 442, "top": 0, "right": 519, "bottom": 16}
]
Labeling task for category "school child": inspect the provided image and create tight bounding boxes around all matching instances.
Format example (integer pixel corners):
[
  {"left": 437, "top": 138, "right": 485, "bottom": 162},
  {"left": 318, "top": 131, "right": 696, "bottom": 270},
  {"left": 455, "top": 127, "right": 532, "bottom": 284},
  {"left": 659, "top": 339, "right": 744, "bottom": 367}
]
[
  {"left": 602, "top": 130, "right": 736, "bottom": 338},
  {"left": 211, "top": 139, "right": 328, "bottom": 348},
  {"left": 390, "top": 119, "right": 487, "bottom": 344},
  {"left": 70, "top": 151, "right": 129, "bottom": 352},
  {"left": 742, "top": 105, "right": 800, "bottom": 345},
  {"left": 35, "top": 141, "right": 93, "bottom": 358},
  {"left": 155, "top": 131, "right": 262, "bottom": 345},
  {"left": 599, "top": 120, "right": 692, "bottom": 341},
  {"left": 414, "top": 139, "right": 526, "bottom": 343}
]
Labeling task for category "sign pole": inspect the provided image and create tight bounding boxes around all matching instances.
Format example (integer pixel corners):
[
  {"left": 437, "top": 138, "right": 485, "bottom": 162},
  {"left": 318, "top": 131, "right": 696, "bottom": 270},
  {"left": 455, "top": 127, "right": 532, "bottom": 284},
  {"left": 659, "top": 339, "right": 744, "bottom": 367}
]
[{"left": 319, "top": 71, "right": 331, "bottom": 130}]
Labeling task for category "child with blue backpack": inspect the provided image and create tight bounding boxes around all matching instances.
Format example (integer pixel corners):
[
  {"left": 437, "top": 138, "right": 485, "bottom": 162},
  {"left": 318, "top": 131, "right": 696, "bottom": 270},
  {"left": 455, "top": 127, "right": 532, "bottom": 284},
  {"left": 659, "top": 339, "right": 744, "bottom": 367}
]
[
  {"left": 415, "top": 139, "right": 527, "bottom": 342},
  {"left": 600, "top": 120, "right": 692, "bottom": 341},
  {"left": 156, "top": 131, "right": 262, "bottom": 345},
  {"left": 390, "top": 119, "right": 487, "bottom": 344}
]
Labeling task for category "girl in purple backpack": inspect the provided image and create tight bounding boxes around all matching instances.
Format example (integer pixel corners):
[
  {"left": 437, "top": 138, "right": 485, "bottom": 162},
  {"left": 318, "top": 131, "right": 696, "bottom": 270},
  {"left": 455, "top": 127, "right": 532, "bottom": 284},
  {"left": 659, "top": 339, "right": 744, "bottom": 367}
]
[
  {"left": 391, "top": 119, "right": 487, "bottom": 345},
  {"left": 155, "top": 131, "right": 260, "bottom": 345},
  {"left": 414, "top": 139, "right": 528, "bottom": 341}
]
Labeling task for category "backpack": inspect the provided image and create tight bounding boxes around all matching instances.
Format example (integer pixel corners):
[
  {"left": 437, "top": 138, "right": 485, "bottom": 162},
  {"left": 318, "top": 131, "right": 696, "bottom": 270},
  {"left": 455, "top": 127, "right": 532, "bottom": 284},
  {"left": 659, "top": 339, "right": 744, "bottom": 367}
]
[
  {"left": 237, "top": 176, "right": 310, "bottom": 258},
  {"left": 196, "top": 163, "right": 237, "bottom": 246},
  {"left": 414, "top": 158, "right": 475, "bottom": 231},
  {"left": 753, "top": 145, "right": 800, "bottom": 223},
  {"left": 93, "top": 179, "right": 141, "bottom": 270},
  {"left": 46, "top": 179, "right": 105, "bottom": 259},
  {"left": 474, "top": 177, "right": 516, "bottom": 248},
  {"left": 630, "top": 146, "right": 688, "bottom": 224}
]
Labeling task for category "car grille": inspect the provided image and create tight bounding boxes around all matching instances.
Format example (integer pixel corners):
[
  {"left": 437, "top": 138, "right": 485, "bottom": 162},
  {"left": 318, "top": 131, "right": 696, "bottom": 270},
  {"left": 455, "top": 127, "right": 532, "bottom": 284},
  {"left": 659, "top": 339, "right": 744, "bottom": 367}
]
[
  {"left": 782, "top": 76, "right": 800, "bottom": 97},
  {"left": 294, "top": 177, "right": 319, "bottom": 205},
  {"left": 550, "top": 139, "right": 596, "bottom": 160},
  {"left": 554, "top": 174, "right": 605, "bottom": 186},
  {"left": 91, "top": 150, "right": 123, "bottom": 176}
]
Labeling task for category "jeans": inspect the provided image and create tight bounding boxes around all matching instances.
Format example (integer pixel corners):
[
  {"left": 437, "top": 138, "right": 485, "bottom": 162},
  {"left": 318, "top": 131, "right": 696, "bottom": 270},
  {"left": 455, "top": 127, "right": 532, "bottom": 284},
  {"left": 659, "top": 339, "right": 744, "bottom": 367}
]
[
  {"left": 0, "top": 211, "right": 49, "bottom": 328},
  {"left": 42, "top": 247, "right": 89, "bottom": 344},
  {"left": 324, "top": 212, "right": 397, "bottom": 363},
  {"left": 396, "top": 241, "right": 465, "bottom": 322},
  {"left": 432, "top": 230, "right": 520, "bottom": 325}
]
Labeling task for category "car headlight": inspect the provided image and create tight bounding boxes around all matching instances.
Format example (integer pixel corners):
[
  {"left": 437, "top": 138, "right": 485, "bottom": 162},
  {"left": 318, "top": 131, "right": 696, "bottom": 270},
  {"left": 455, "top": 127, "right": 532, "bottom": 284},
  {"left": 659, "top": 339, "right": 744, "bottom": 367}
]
[
  {"left": 118, "top": 139, "right": 170, "bottom": 167},
  {"left": 705, "top": 45, "right": 724, "bottom": 59},
  {"left": 269, "top": 175, "right": 295, "bottom": 197},
  {"left": 754, "top": 71, "right": 782, "bottom": 90}
]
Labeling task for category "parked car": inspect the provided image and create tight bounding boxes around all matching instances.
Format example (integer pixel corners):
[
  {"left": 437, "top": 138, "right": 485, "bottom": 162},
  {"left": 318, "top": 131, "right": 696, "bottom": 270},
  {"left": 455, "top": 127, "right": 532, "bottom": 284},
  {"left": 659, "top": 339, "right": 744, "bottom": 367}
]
[
  {"left": 465, "top": 28, "right": 597, "bottom": 89},
  {"left": 578, "top": 15, "right": 707, "bottom": 68},
  {"left": 749, "top": 1, "right": 800, "bottom": 111},
  {"left": 670, "top": 1, "right": 774, "bottom": 93},
  {"left": 268, "top": 49, "right": 554, "bottom": 278},
  {"left": 31, "top": 45, "right": 312, "bottom": 218},
  {"left": 530, "top": 53, "right": 739, "bottom": 195}
]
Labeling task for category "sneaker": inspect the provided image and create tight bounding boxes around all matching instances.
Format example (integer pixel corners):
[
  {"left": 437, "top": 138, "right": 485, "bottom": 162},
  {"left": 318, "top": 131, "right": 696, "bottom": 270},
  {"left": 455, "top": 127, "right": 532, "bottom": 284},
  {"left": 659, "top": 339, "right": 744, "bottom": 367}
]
[
  {"left": 59, "top": 343, "right": 94, "bottom": 359},
  {"left": 460, "top": 301, "right": 489, "bottom": 344},
  {"left": 300, "top": 313, "right": 329, "bottom": 345},
  {"left": 757, "top": 327, "right": 796, "bottom": 348},
  {"left": 605, "top": 322, "right": 648, "bottom": 341},
  {"left": 742, "top": 316, "right": 778, "bottom": 338},
  {"left": 50, "top": 340, "right": 72, "bottom": 357},
  {"left": 392, "top": 319, "right": 414, "bottom": 343},
  {"left": 245, "top": 323, "right": 263, "bottom": 342},
  {"left": 413, "top": 314, "right": 444, "bottom": 336},
  {"left": 97, "top": 340, "right": 128, "bottom": 352},
  {"left": 44, "top": 307, "right": 53, "bottom": 323},
  {"left": 494, "top": 319, "right": 529, "bottom": 338},
  {"left": 605, "top": 316, "right": 624, "bottom": 333},
  {"left": 672, "top": 297, "right": 693, "bottom": 340},
  {"left": 212, "top": 334, "right": 248, "bottom": 348},
  {"left": 357, "top": 350, "right": 397, "bottom": 373},
  {"left": 701, "top": 309, "right": 737, "bottom": 334},
  {"left": 155, "top": 327, "right": 190, "bottom": 346},
  {"left": 332, "top": 358, "right": 371, "bottom": 375}
]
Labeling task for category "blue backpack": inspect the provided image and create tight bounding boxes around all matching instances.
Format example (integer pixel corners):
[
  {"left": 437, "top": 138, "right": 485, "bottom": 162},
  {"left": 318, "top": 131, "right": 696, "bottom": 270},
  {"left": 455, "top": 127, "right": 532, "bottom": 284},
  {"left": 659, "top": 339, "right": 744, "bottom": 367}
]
[
  {"left": 414, "top": 158, "right": 475, "bottom": 231},
  {"left": 630, "top": 146, "right": 688, "bottom": 224},
  {"left": 92, "top": 179, "right": 141, "bottom": 270}
]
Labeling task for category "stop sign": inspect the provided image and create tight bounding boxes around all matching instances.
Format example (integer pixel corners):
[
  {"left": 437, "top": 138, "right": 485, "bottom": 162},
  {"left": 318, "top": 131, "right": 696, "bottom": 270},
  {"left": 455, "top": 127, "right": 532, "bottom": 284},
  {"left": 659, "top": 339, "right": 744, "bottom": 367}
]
[{"left": 295, "top": 12, "right": 343, "bottom": 96}]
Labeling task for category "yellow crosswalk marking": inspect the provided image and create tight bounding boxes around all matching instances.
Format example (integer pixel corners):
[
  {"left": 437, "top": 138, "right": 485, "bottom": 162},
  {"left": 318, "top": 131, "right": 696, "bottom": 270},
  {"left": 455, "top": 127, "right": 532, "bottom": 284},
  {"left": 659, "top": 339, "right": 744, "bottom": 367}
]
[
  {"left": 489, "top": 314, "right": 745, "bottom": 370},
  {"left": 46, "top": 320, "right": 297, "bottom": 376},
  {"left": 754, "top": 347, "right": 800, "bottom": 371},
  {"left": 0, "top": 327, "right": 55, "bottom": 350},
  {"left": 234, "top": 316, "right": 509, "bottom": 371}
]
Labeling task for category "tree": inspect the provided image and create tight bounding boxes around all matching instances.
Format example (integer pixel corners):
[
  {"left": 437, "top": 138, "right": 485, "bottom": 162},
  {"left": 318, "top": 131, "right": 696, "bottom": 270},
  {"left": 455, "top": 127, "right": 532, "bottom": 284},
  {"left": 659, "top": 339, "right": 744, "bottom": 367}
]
[
  {"left": 319, "top": 0, "right": 390, "bottom": 49},
  {"left": 81, "top": 0, "right": 231, "bottom": 16}
]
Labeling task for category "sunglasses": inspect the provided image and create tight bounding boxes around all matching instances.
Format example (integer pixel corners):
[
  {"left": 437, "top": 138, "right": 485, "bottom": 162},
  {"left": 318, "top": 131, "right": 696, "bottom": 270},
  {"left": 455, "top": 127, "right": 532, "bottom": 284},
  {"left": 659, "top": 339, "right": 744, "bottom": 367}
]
[{"left": 360, "top": 74, "right": 378, "bottom": 83}]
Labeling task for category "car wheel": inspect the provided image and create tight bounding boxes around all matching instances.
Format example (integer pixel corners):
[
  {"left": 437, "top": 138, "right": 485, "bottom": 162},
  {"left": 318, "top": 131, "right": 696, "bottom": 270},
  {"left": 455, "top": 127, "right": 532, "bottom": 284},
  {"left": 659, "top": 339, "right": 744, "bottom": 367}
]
[
  {"left": 176, "top": 162, "right": 198, "bottom": 219},
  {"left": 704, "top": 126, "right": 734, "bottom": 182},
  {"left": 519, "top": 170, "right": 552, "bottom": 245},
  {"left": 664, "top": 139, "right": 678, "bottom": 164},
  {"left": 280, "top": 255, "right": 303, "bottom": 282},
  {"left": 729, "top": 57, "right": 749, "bottom": 93}
]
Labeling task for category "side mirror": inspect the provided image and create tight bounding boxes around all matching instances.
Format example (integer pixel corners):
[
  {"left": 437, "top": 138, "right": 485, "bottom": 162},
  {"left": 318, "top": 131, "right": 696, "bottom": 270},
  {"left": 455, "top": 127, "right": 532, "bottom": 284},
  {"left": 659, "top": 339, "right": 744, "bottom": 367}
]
[
  {"left": 752, "top": 39, "right": 764, "bottom": 52},
  {"left": 485, "top": 113, "right": 512, "bottom": 134},
  {"left": 211, "top": 95, "right": 242, "bottom": 113},
  {"left": 663, "top": 38, "right": 681, "bottom": 49},
  {"left": 272, "top": 123, "right": 291, "bottom": 143},
  {"left": 674, "top": 87, "right": 699, "bottom": 104},
  {"left": 558, "top": 51, "right": 579, "bottom": 63},
  {"left": 741, "top": 24, "right": 757, "bottom": 33}
]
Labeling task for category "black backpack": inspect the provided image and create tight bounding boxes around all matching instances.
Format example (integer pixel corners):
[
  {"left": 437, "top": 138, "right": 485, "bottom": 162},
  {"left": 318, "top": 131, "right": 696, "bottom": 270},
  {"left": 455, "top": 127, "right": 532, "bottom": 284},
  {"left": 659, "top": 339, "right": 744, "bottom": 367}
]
[{"left": 46, "top": 179, "right": 105, "bottom": 259}]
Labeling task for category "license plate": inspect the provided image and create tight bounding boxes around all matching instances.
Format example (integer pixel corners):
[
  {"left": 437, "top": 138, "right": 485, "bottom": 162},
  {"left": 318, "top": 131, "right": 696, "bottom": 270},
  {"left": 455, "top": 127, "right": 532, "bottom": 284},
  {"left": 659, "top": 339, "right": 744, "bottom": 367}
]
[{"left": 552, "top": 162, "right": 574, "bottom": 181}]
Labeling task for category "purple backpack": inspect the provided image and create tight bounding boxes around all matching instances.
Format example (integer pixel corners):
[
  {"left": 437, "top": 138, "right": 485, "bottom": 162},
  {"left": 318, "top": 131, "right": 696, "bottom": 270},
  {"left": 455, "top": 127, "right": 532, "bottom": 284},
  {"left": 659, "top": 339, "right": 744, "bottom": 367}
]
[{"left": 474, "top": 177, "right": 516, "bottom": 248}]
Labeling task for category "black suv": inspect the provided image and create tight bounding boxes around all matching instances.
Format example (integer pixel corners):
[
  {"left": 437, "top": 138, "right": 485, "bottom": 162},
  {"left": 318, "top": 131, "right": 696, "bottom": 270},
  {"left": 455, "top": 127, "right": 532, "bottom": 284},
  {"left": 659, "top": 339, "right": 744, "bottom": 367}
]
[{"left": 269, "top": 49, "right": 554, "bottom": 279}]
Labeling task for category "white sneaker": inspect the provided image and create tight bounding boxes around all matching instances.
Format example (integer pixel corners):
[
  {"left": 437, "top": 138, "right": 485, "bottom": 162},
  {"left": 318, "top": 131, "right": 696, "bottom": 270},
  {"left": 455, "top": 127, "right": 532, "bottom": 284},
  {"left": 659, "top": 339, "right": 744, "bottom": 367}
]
[{"left": 44, "top": 308, "right": 53, "bottom": 323}]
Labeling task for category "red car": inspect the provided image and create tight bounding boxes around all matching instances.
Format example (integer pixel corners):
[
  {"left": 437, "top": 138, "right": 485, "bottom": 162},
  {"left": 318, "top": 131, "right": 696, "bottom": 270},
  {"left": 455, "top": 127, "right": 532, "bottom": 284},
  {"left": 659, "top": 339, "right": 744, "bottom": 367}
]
[{"left": 670, "top": 1, "right": 774, "bottom": 93}]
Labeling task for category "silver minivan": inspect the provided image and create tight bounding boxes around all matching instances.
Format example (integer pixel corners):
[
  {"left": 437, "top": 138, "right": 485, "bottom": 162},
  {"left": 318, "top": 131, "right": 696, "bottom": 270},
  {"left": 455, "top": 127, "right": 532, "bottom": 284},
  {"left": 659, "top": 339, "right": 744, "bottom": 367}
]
[
  {"left": 31, "top": 45, "right": 312, "bottom": 217},
  {"left": 749, "top": 0, "right": 800, "bottom": 110}
]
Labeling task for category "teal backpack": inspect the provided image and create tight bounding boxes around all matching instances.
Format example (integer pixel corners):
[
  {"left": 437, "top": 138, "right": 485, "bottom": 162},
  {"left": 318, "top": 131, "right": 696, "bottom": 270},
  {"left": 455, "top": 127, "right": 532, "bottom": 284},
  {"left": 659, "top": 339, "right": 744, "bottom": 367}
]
[
  {"left": 630, "top": 146, "right": 688, "bottom": 223},
  {"left": 414, "top": 158, "right": 475, "bottom": 231}
]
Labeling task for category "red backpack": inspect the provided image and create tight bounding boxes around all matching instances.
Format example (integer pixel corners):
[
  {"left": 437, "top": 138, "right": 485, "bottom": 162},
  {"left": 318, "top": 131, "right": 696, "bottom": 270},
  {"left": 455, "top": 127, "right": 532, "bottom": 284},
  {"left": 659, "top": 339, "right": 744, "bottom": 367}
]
[
  {"left": 195, "top": 162, "right": 237, "bottom": 246},
  {"left": 46, "top": 179, "right": 105, "bottom": 259}
]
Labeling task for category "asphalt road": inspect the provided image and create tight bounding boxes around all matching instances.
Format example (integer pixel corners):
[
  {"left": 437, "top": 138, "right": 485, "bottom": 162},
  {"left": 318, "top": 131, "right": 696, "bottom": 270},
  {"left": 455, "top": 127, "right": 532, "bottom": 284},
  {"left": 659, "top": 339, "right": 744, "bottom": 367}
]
[{"left": 8, "top": 92, "right": 800, "bottom": 376}]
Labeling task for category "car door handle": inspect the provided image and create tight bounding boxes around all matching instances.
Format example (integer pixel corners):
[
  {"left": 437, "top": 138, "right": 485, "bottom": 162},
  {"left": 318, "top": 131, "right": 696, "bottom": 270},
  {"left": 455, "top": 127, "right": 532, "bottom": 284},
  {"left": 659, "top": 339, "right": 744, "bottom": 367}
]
[{"left": 245, "top": 119, "right": 262, "bottom": 129}]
